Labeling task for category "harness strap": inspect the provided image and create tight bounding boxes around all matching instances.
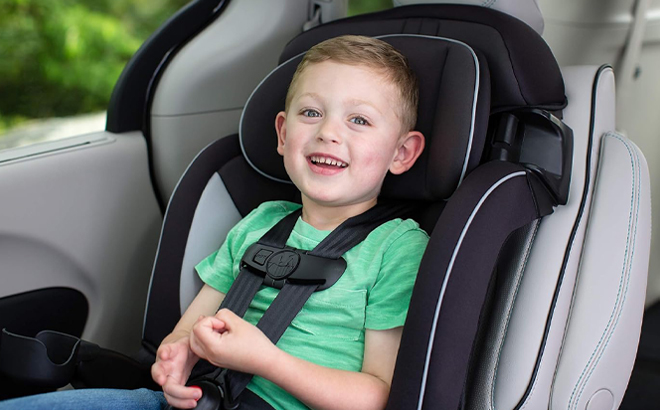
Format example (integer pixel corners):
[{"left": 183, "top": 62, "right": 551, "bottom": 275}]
[
  {"left": 219, "top": 272, "right": 263, "bottom": 318},
  {"left": 226, "top": 282, "right": 320, "bottom": 400},
  {"left": 309, "top": 202, "right": 413, "bottom": 258}
]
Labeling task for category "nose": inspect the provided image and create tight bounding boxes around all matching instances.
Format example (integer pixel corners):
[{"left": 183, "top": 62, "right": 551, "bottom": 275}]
[{"left": 316, "top": 117, "right": 342, "bottom": 144}]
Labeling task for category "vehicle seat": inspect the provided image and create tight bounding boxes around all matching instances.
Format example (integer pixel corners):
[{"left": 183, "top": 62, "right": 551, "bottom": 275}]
[{"left": 143, "top": 4, "right": 650, "bottom": 410}]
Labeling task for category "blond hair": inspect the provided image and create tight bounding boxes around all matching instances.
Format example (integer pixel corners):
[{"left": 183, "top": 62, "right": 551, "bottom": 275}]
[{"left": 285, "top": 35, "right": 419, "bottom": 131}]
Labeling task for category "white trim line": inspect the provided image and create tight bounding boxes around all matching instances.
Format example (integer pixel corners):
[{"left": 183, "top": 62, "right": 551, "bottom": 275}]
[
  {"left": 416, "top": 171, "right": 527, "bottom": 410},
  {"left": 238, "top": 51, "right": 305, "bottom": 185}
]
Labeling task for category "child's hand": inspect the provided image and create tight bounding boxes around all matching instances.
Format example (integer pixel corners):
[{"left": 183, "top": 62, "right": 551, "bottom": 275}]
[
  {"left": 190, "top": 308, "right": 277, "bottom": 376},
  {"left": 151, "top": 336, "right": 202, "bottom": 409}
]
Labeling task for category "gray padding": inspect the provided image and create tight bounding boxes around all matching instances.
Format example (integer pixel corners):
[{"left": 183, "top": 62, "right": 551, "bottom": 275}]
[
  {"left": 464, "top": 220, "right": 540, "bottom": 410},
  {"left": 179, "top": 173, "right": 242, "bottom": 313}
]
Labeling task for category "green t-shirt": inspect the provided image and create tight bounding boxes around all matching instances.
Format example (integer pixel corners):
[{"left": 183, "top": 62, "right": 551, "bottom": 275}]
[{"left": 196, "top": 201, "right": 429, "bottom": 410}]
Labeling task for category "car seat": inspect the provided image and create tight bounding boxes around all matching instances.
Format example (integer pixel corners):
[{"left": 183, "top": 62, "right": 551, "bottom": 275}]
[{"left": 0, "top": 2, "right": 651, "bottom": 410}]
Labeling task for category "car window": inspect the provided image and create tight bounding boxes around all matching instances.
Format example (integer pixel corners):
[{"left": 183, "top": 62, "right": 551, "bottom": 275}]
[{"left": 0, "top": 0, "right": 188, "bottom": 152}]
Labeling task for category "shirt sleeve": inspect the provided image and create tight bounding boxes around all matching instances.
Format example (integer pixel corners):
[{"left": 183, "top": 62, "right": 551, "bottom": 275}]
[
  {"left": 365, "top": 227, "right": 429, "bottom": 330},
  {"left": 195, "top": 219, "right": 243, "bottom": 295},
  {"left": 195, "top": 201, "right": 302, "bottom": 294},
  {"left": 194, "top": 204, "right": 264, "bottom": 294}
]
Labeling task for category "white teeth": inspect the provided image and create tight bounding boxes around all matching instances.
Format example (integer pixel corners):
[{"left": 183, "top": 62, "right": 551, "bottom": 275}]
[{"left": 310, "top": 156, "right": 347, "bottom": 168}]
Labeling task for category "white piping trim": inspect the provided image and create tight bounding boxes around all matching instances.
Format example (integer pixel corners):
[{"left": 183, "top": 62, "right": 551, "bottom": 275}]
[
  {"left": 238, "top": 34, "right": 480, "bottom": 189},
  {"left": 416, "top": 171, "right": 527, "bottom": 410}
]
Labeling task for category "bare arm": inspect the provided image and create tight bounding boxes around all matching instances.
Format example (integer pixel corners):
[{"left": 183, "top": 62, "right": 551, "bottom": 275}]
[
  {"left": 265, "top": 327, "right": 402, "bottom": 410},
  {"left": 166, "top": 284, "right": 226, "bottom": 342},
  {"left": 190, "top": 309, "right": 402, "bottom": 410}
]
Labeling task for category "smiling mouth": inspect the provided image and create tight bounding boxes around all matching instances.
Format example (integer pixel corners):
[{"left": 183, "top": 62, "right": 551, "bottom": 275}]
[{"left": 308, "top": 155, "right": 348, "bottom": 168}]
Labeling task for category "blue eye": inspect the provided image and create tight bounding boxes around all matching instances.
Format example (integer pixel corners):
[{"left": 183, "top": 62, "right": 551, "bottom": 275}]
[
  {"left": 302, "top": 109, "right": 321, "bottom": 117},
  {"left": 350, "top": 116, "right": 369, "bottom": 126}
]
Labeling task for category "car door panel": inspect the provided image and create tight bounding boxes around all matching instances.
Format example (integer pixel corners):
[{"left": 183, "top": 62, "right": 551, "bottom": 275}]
[{"left": 0, "top": 131, "right": 161, "bottom": 354}]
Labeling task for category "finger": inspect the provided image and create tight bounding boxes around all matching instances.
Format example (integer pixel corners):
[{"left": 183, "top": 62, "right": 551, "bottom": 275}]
[
  {"left": 151, "top": 364, "right": 165, "bottom": 386},
  {"left": 164, "top": 380, "right": 203, "bottom": 401},
  {"left": 208, "top": 317, "right": 227, "bottom": 333},
  {"left": 189, "top": 336, "right": 204, "bottom": 359},
  {"left": 151, "top": 359, "right": 174, "bottom": 386},
  {"left": 157, "top": 344, "right": 171, "bottom": 361},
  {"left": 192, "top": 316, "right": 215, "bottom": 334},
  {"left": 192, "top": 322, "right": 220, "bottom": 346},
  {"left": 215, "top": 308, "right": 237, "bottom": 322},
  {"left": 164, "top": 392, "right": 198, "bottom": 410}
]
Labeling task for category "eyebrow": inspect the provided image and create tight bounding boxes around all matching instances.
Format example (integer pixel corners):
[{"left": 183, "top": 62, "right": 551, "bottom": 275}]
[
  {"left": 296, "top": 92, "right": 322, "bottom": 102},
  {"left": 296, "top": 93, "right": 383, "bottom": 115},
  {"left": 346, "top": 98, "right": 382, "bottom": 115}
]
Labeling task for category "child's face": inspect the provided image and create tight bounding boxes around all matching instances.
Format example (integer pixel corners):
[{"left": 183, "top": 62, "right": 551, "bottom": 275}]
[{"left": 275, "top": 61, "right": 418, "bottom": 210}]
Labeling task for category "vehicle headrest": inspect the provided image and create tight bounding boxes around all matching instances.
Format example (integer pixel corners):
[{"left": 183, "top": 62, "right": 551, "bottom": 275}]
[
  {"left": 393, "top": 0, "right": 545, "bottom": 34},
  {"left": 240, "top": 35, "right": 490, "bottom": 202},
  {"left": 280, "top": 4, "right": 565, "bottom": 114}
]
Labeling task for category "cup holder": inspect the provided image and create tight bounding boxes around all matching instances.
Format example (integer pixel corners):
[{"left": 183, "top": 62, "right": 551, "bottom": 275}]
[{"left": 0, "top": 328, "right": 81, "bottom": 388}]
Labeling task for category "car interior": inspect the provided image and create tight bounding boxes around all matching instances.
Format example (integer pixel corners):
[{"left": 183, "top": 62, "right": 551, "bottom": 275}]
[{"left": 0, "top": 0, "right": 654, "bottom": 409}]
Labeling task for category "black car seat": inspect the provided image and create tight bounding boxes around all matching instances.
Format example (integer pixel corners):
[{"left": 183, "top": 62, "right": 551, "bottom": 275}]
[
  {"left": 140, "top": 4, "right": 578, "bottom": 410},
  {"left": 0, "top": 3, "right": 651, "bottom": 410}
]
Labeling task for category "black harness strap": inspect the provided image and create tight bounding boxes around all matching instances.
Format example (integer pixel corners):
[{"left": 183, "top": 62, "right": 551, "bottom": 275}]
[
  {"left": 194, "top": 202, "right": 413, "bottom": 408},
  {"left": 226, "top": 283, "right": 319, "bottom": 401},
  {"left": 218, "top": 273, "right": 262, "bottom": 319}
]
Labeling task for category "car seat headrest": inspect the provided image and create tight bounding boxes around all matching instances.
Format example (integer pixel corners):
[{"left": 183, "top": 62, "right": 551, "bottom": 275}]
[
  {"left": 279, "top": 4, "right": 565, "bottom": 114},
  {"left": 393, "top": 0, "right": 545, "bottom": 34},
  {"left": 240, "top": 35, "right": 490, "bottom": 202}
]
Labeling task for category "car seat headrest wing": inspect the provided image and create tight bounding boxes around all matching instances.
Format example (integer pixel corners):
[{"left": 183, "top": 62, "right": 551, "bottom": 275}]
[
  {"left": 240, "top": 35, "right": 490, "bottom": 201},
  {"left": 280, "top": 4, "right": 565, "bottom": 113},
  {"left": 393, "top": 0, "right": 545, "bottom": 35}
]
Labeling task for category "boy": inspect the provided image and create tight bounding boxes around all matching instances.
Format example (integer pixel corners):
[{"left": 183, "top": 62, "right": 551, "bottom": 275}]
[
  {"left": 0, "top": 35, "right": 428, "bottom": 410},
  {"left": 152, "top": 35, "right": 428, "bottom": 410}
]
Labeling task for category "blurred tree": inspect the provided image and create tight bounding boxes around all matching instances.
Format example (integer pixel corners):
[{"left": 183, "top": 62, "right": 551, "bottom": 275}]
[
  {"left": 348, "top": 0, "right": 392, "bottom": 16},
  {"left": 0, "top": 0, "right": 189, "bottom": 132}
]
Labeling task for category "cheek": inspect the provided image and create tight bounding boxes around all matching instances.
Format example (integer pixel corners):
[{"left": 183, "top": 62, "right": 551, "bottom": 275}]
[{"left": 356, "top": 150, "right": 393, "bottom": 178}]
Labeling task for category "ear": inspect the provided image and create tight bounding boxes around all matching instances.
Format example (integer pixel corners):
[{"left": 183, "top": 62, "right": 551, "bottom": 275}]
[
  {"left": 390, "top": 131, "right": 425, "bottom": 175},
  {"left": 275, "top": 111, "right": 287, "bottom": 156}
]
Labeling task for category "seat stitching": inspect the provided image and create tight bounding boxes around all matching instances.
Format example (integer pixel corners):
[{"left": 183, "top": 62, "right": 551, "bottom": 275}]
[
  {"left": 568, "top": 132, "right": 639, "bottom": 409},
  {"left": 568, "top": 132, "right": 637, "bottom": 408},
  {"left": 574, "top": 132, "right": 641, "bottom": 406}
]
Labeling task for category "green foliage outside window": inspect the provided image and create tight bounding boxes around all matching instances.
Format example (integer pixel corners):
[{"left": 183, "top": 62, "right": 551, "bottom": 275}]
[
  {"left": 348, "top": 0, "right": 393, "bottom": 16},
  {"left": 0, "top": 0, "right": 393, "bottom": 136},
  {"left": 0, "top": 0, "right": 188, "bottom": 134}
]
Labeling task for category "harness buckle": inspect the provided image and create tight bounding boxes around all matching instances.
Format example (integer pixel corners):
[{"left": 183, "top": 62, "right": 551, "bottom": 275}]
[
  {"left": 241, "top": 243, "right": 347, "bottom": 291},
  {"left": 186, "top": 368, "right": 238, "bottom": 410}
]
